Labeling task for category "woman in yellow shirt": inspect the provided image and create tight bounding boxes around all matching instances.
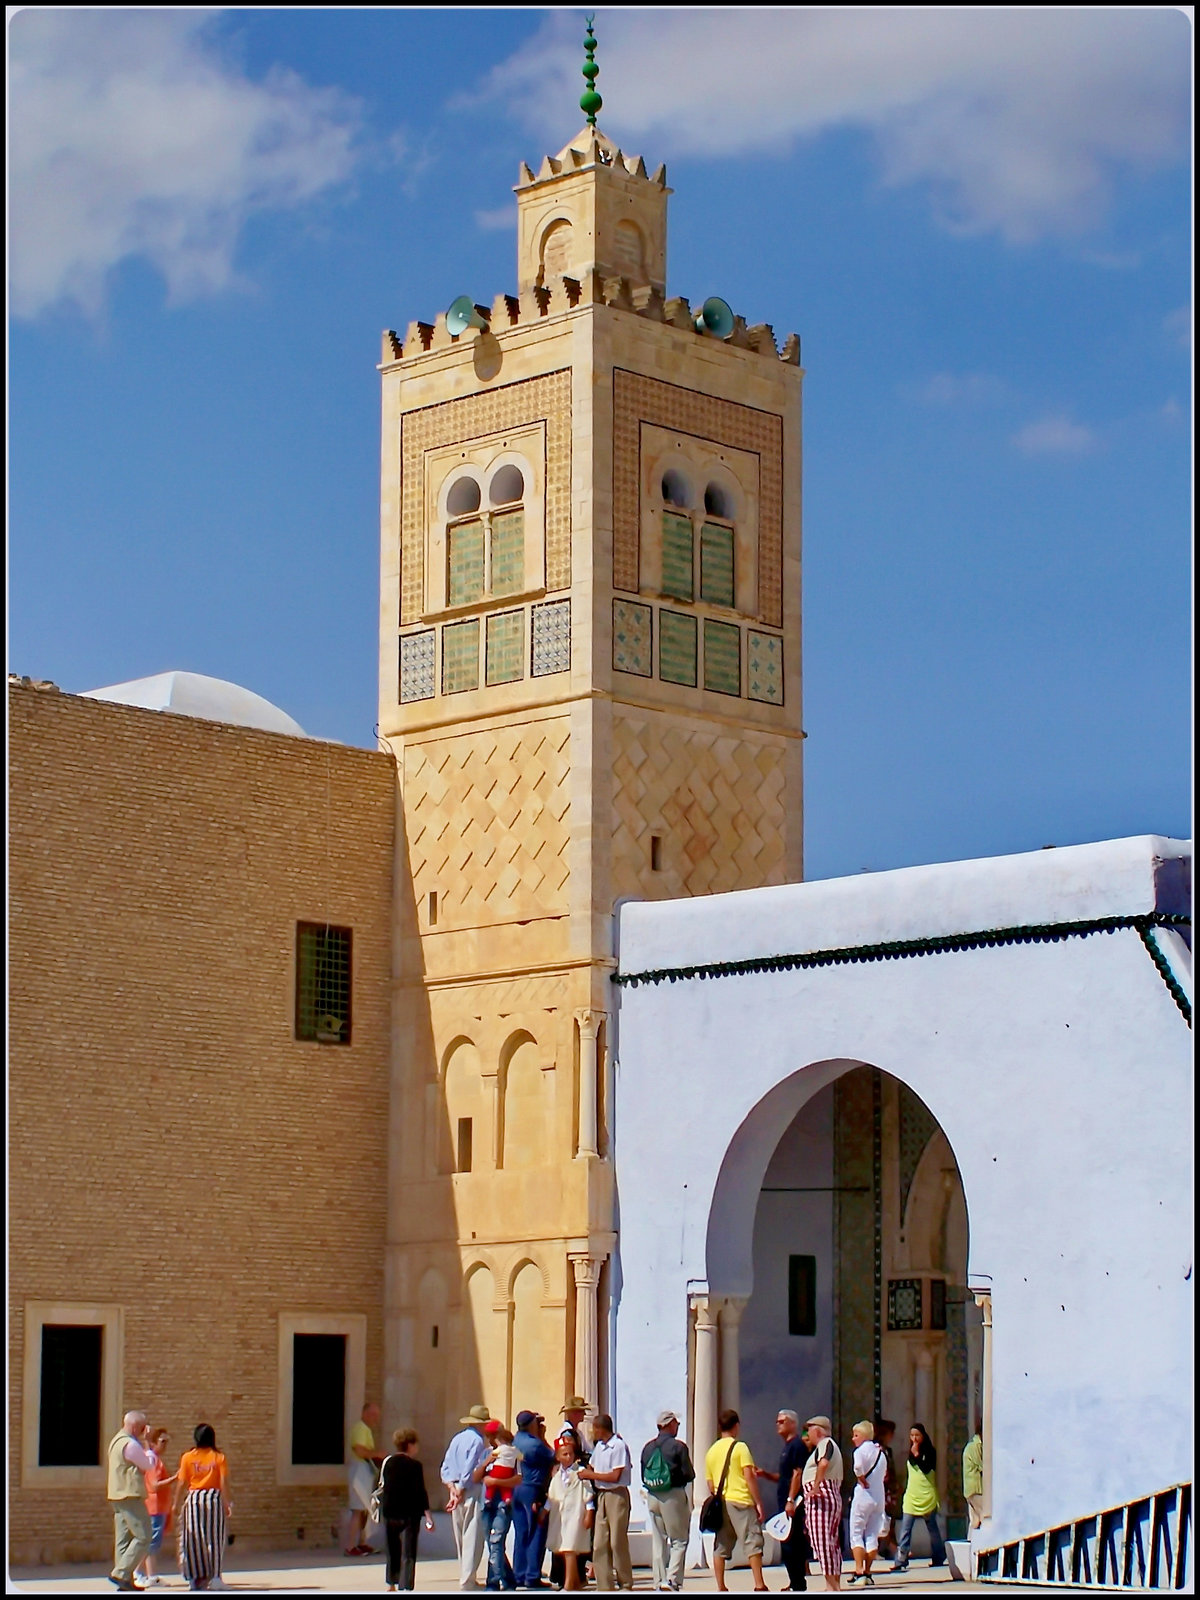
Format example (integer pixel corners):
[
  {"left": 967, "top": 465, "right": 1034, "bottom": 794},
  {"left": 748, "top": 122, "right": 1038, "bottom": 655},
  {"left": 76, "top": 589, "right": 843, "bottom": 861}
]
[
  {"left": 891, "top": 1424, "right": 945, "bottom": 1573},
  {"left": 172, "top": 1423, "right": 231, "bottom": 1591}
]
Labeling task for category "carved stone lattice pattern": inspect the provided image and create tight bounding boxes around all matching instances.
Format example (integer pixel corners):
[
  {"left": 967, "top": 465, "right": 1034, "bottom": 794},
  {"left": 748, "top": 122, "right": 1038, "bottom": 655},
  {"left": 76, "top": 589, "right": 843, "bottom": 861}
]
[
  {"left": 400, "top": 630, "right": 435, "bottom": 703},
  {"left": 404, "top": 720, "right": 571, "bottom": 925},
  {"left": 531, "top": 599, "right": 571, "bottom": 677},
  {"left": 400, "top": 371, "right": 571, "bottom": 624},
  {"left": 612, "top": 716, "right": 787, "bottom": 899},
  {"left": 612, "top": 369, "right": 784, "bottom": 626}
]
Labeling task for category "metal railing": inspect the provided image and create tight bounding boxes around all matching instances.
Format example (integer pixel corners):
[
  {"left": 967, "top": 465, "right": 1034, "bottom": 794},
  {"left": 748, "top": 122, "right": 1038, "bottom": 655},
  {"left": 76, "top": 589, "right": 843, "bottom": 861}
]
[{"left": 977, "top": 1482, "right": 1191, "bottom": 1588}]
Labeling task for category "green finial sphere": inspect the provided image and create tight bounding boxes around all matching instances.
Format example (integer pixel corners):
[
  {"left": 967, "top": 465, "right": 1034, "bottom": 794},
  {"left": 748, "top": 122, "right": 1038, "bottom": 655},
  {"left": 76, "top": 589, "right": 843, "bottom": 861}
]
[{"left": 581, "top": 15, "right": 600, "bottom": 126}]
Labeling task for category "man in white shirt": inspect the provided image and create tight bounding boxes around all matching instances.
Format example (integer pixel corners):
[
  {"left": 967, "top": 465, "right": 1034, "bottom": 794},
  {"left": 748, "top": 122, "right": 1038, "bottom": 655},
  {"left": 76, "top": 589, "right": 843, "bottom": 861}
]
[
  {"left": 579, "top": 1413, "right": 634, "bottom": 1591},
  {"left": 440, "top": 1404, "right": 492, "bottom": 1589},
  {"left": 848, "top": 1420, "right": 887, "bottom": 1587}
]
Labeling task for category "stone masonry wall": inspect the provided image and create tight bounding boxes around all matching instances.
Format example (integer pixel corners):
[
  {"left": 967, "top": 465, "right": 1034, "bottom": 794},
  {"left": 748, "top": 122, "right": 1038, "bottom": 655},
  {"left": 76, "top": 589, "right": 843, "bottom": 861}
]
[{"left": 8, "top": 684, "right": 396, "bottom": 1563}]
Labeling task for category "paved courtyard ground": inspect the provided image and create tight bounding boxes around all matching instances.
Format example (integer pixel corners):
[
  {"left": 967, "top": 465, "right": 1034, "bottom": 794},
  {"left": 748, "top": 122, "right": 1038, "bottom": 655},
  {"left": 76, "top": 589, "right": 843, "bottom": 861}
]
[{"left": 8, "top": 1550, "right": 1022, "bottom": 1594}]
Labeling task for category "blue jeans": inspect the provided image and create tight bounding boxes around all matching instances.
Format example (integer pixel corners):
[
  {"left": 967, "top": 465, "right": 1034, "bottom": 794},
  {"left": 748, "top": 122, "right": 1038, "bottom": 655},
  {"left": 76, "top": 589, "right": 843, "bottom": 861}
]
[
  {"left": 896, "top": 1511, "right": 945, "bottom": 1566},
  {"left": 483, "top": 1497, "right": 516, "bottom": 1589},
  {"left": 512, "top": 1488, "right": 547, "bottom": 1587}
]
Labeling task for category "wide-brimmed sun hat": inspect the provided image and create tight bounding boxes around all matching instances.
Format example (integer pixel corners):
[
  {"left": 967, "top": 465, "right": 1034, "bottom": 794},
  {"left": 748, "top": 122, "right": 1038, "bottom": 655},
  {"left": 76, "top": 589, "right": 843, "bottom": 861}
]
[
  {"left": 561, "top": 1395, "right": 589, "bottom": 1412},
  {"left": 460, "top": 1404, "right": 492, "bottom": 1426}
]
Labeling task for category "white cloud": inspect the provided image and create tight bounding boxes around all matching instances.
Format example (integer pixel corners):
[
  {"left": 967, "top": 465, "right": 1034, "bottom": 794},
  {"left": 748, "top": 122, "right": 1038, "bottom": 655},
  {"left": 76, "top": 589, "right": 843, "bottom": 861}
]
[
  {"left": 907, "top": 372, "right": 1010, "bottom": 408},
  {"left": 9, "top": 10, "right": 365, "bottom": 318},
  {"left": 475, "top": 206, "right": 516, "bottom": 232},
  {"left": 1012, "top": 414, "right": 1098, "bottom": 456},
  {"left": 1164, "top": 306, "right": 1191, "bottom": 351},
  {"left": 484, "top": 9, "right": 1188, "bottom": 243}
]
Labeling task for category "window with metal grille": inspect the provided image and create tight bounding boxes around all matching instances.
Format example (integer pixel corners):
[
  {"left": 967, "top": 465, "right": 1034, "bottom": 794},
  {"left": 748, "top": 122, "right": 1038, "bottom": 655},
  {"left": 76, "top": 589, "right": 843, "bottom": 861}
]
[
  {"left": 39, "top": 1324, "right": 103, "bottom": 1466},
  {"left": 295, "top": 924, "right": 352, "bottom": 1045},
  {"left": 291, "top": 1333, "right": 346, "bottom": 1465}
]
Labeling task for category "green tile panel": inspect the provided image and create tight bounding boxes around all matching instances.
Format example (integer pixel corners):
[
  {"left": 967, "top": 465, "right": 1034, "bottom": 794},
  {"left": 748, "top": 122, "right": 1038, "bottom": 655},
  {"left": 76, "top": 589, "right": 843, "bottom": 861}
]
[
  {"left": 661, "top": 510, "right": 694, "bottom": 601},
  {"left": 485, "top": 609, "right": 524, "bottom": 685},
  {"left": 703, "top": 618, "right": 741, "bottom": 696},
  {"left": 747, "top": 630, "right": 784, "bottom": 704},
  {"left": 612, "top": 599, "right": 652, "bottom": 677},
  {"left": 442, "top": 618, "right": 480, "bottom": 694},
  {"left": 448, "top": 519, "right": 485, "bottom": 607},
  {"left": 700, "top": 522, "right": 735, "bottom": 608},
  {"left": 659, "top": 609, "right": 697, "bottom": 687},
  {"left": 490, "top": 509, "right": 525, "bottom": 597}
]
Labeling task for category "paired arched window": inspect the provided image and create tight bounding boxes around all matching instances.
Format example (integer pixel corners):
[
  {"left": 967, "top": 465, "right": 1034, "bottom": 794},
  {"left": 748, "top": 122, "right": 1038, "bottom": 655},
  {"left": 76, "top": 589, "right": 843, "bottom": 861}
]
[
  {"left": 446, "top": 464, "right": 527, "bottom": 607},
  {"left": 658, "top": 471, "right": 737, "bottom": 610}
]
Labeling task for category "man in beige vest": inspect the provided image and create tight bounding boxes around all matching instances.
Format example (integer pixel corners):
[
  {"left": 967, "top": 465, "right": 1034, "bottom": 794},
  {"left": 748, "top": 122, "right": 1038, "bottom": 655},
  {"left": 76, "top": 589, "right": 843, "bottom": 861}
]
[{"left": 107, "top": 1410, "right": 157, "bottom": 1590}]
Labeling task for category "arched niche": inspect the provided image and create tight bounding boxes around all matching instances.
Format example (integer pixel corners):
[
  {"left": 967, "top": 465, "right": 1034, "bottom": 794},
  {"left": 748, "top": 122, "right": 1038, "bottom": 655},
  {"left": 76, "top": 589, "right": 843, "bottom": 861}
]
[
  {"left": 540, "top": 218, "right": 574, "bottom": 280},
  {"left": 500, "top": 1030, "right": 549, "bottom": 1169},
  {"left": 509, "top": 1259, "right": 558, "bottom": 1429},
  {"left": 443, "top": 1037, "right": 486, "bottom": 1175},
  {"left": 464, "top": 1262, "right": 507, "bottom": 1425}
]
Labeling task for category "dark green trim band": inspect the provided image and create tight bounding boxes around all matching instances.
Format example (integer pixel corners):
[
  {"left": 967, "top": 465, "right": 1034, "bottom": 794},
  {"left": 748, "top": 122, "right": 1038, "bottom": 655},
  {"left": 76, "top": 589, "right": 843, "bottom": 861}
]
[{"left": 613, "top": 911, "right": 1191, "bottom": 1025}]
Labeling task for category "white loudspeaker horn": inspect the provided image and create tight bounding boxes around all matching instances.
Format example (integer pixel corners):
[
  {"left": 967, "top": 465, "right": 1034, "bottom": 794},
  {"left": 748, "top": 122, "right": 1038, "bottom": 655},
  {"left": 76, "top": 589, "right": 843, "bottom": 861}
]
[
  {"left": 694, "top": 296, "right": 735, "bottom": 338},
  {"left": 446, "top": 296, "right": 490, "bottom": 337}
]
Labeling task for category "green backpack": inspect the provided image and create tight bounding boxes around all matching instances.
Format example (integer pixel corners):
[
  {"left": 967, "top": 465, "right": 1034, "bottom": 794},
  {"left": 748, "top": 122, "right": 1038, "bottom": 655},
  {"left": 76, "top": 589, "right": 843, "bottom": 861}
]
[{"left": 643, "top": 1444, "right": 673, "bottom": 1493}]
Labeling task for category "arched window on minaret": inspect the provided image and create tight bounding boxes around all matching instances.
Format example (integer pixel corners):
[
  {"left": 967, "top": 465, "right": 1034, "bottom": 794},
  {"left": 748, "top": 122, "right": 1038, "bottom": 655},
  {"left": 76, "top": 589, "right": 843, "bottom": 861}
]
[
  {"left": 700, "top": 481, "right": 736, "bottom": 609},
  {"left": 444, "top": 462, "right": 528, "bottom": 610},
  {"left": 660, "top": 468, "right": 695, "bottom": 602},
  {"left": 488, "top": 465, "right": 525, "bottom": 597}
]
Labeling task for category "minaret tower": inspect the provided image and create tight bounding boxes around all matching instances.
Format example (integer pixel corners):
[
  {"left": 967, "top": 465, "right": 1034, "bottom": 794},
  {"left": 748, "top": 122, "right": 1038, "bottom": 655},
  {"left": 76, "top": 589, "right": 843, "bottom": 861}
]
[{"left": 378, "top": 20, "right": 804, "bottom": 1446}]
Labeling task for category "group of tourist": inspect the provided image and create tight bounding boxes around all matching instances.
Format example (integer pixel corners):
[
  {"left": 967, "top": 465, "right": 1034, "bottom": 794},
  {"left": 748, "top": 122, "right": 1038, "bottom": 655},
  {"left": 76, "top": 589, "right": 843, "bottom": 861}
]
[
  {"left": 104, "top": 1396, "right": 980, "bottom": 1593},
  {"left": 104, "top": 1410, "right": 231, "bottom": 1592}
]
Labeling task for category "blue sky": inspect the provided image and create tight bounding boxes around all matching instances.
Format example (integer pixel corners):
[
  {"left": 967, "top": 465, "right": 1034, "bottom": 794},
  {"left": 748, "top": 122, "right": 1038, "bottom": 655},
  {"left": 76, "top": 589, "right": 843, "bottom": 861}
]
[{"left": 9, "top": 8, "right": 1191, "bottom": 880}]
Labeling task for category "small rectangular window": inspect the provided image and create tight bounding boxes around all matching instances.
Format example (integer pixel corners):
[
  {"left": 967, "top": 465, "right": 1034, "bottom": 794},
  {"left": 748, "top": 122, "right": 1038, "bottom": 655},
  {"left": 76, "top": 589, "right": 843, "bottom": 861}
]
[
  {"left": 428, "top": 891, "right": 438, "bottom": 926},
  {"left": 448, "top": 519, "right": 486, "bottom": 607},
  {"left": 788, "top": 1256, "right": 817, "bottom": 1337},
  {"left": 291, "top": 1333, "right": 346, "bottom": 1465},
  {"left": 457, "top": 1117, "right": 473, "bottom": 1173},
  {"left": 700, "top": 522, "right": 735, "bottom": 608},
  {"left": 661, "top": 511, "right": 695, "bottom": 602},
  {"left": 295, "top": 924, "right": 352, "bottom": 1045},
  {"left": 650, "top": 835, "right": 663, "bottom": 872},
  {"left": 39, "top": 1325, "right": 103, "bottom": 1466}
]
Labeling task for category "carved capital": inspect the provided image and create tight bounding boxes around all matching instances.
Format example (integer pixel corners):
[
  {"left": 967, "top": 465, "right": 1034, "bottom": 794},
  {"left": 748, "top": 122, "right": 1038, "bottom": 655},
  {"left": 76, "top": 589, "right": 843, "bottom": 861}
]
[
  {"left": 576, "top": 1009, "right": 604, "bottom": 1038},
  {"left": 569, "top": 1253, "right": 604, "bottom": 1291}
]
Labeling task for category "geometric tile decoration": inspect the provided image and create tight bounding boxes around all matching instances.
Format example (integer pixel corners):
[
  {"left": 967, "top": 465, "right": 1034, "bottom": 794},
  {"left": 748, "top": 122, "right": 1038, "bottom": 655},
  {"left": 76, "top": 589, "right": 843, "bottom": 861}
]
[
  {"left": 448, "top": 519, "right": 485, "bottom": 607},
  {"left": 403, "top": 719, "right": 571, "bottom": 925},
  {"left": 486, "top": 610, "right": 524, "bottom": 686},
  {"left": 898, "top": 1082, "right": 940, "bottom": 1227},
  {"left": 490, "top": 510, "right": 525, "bottom": 597},
  {"left": 703, "top": 618, "right": 741, "bottom": 696},
  {"left": 612, "top": 599, "right": 652, "bottom": 677},
  {"left": 531, "top": 598, "right": 570, "bottom": 677},
  {"left": 700, "top": 521, "right": 735, "bottom": 607},
  {"left": 887, "top": 1277, "right": 923, "bottom": 1332},
  {"left": 400, "top": 629, "right": 436, "bottom": 703},
  {"left": 400, "top": 370, "right": 570, "bottom": 624},
  {"left": 614, "top": 370, "right": 784, "bottom": 626},
  {"left": 661, "top": 511, "right": 694, "bottom": 601},
  {"left": 659, "top": 609, "right": 697, "bottom": 687},
  {"left": 611, "top": 715, "right": 787, "bottom": 900},
  {"left": 747, "top": 630, "right": 784, "bottom": 704},
  {"left": 441, "top": 619, "right": 480, "bottom": 694}
]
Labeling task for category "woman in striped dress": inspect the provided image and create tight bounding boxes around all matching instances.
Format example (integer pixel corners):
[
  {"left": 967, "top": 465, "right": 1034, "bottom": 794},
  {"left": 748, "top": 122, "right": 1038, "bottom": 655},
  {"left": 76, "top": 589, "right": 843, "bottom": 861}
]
[
  {"left": 172, "top": 1423, "right": 231, "bottom": 1591},
  {"left": 801, "top": 1416, "right": 844, "bottom": 1590}
]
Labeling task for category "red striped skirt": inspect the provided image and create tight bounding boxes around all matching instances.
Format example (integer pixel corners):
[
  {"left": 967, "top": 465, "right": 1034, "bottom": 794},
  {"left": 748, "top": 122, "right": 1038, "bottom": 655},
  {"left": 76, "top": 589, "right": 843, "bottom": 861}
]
[{"left": 804, "top": 1480, "right": 842, "bottom": 1576}]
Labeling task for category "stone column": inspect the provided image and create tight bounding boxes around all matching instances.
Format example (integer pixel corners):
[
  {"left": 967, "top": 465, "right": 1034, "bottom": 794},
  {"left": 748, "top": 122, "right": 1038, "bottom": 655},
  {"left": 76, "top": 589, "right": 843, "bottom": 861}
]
[
  {"left": 718, "top": 1296, "right": 748, "bottom": 1414},
  {"left": 576, "top": 1011, "right": 600, "bottom": 1158},
  {"left": 691, "top": 1297, "right": 719, "bottom": 1465},
  {"left": 570, "top": 1253, "right": 603, "bottom": 1408},
  {"left": 973, "top": 1291, "right": 993, "bottom": 1523}
]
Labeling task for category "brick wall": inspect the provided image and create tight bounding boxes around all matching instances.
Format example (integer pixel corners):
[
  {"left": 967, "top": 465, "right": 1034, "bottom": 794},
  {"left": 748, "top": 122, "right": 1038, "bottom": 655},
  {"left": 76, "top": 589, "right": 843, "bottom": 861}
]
[{"left": 8, "top": 684, "right": 396, "bottom": 1563}]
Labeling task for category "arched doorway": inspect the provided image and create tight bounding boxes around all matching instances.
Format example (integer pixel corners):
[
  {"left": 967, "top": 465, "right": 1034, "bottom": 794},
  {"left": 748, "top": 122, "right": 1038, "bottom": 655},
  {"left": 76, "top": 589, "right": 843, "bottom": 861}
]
[{"left": 696, "top": 1063, "right": 980, "bottom": 1540}]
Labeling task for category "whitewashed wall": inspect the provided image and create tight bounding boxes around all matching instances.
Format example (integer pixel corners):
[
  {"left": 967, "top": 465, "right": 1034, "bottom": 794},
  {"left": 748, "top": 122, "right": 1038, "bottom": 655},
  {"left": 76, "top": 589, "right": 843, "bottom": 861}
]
[{"left": 610, "top": 837, "right": 1192, "bottom": 1551}]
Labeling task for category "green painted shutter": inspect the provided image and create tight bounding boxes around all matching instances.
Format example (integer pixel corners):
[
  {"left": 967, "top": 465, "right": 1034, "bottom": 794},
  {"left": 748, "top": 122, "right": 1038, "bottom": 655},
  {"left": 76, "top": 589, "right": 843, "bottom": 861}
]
[
  {"left": 448, "top": 519, "right": 485, "bottom": 607},
  {"left": 700, "top": 522, "right": 735, "bottom": 608},
  {"left": 490, "top": 509, "right": 524, "bottom": 597},
  {"left": 659, "top": 609, "right": 698, "bottom": 686},
  {"left": 661, "top": 511, "right": 694, "bottom": 601},
  {"left": 703, "top": 619, "right": 741, "bottom": 696}
]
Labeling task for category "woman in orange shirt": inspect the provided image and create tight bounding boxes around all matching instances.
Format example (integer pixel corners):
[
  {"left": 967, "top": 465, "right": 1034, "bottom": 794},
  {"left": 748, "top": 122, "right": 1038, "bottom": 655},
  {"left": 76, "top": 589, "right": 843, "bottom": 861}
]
[
  {"left": 172, "top": 1423, "right": 232, "bottom": 1591},
  {"left": 136, "top": 1426, "right": 177, "bottom": 1588}
]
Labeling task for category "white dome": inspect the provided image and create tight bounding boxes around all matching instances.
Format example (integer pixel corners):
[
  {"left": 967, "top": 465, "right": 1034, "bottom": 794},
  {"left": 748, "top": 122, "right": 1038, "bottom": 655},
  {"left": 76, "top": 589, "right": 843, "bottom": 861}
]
[{"left": 80, "top": 671, "right": 307, "bottom": 737}]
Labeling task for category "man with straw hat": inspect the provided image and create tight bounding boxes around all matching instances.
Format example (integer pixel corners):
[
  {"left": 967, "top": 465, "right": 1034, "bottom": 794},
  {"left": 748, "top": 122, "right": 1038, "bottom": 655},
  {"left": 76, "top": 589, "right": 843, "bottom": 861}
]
[{"left": 440, "top": 1404, "right": 492, "bottom": 1589}]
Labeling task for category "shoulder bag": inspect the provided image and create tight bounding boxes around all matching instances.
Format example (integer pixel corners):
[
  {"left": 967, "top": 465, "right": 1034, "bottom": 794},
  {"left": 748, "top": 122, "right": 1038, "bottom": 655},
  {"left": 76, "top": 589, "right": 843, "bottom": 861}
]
[
  {"left": 699, "top": 1440, "right": 738, "bottom": 1534},
  {"left": 369, "top": 1453, "right": 397, "bottom": 1523}
]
